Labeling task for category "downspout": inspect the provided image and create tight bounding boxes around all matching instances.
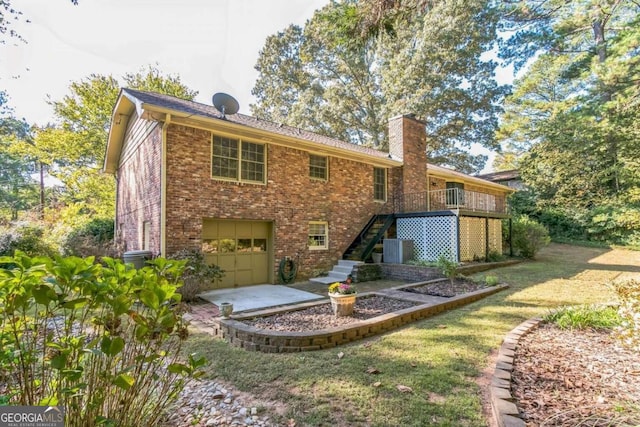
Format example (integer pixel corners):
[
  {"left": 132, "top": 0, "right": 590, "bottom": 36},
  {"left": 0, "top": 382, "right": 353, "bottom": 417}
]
[
  {"left": 426, "top": 170, "right": 430, "bottom": 212},
  {"left": 160, "top": 114, "right": 171, "bottom": 256},
  {"left": 114, "top": 171, "right": 119, "bottom": 253},
  {"left": 456, "top": 214, "right": 461, "bottom": 263},
  {"left": 485, "top": 217, "right": 489, "bottom": 259},
  {"left": 509, "top": 218, "right": 513, "bottom": 257}
]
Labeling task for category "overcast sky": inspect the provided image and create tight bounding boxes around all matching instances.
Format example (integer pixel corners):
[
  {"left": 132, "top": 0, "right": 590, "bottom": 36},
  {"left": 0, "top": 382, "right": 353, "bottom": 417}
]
[{"left": 1, "top": 0, "right": 327, "bottom": 124}]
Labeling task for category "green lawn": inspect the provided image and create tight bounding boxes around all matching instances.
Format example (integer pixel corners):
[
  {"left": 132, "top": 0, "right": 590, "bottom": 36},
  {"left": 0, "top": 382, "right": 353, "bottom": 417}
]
[{"left": 184, "top": 243, "right": 638, "bottom": 426}]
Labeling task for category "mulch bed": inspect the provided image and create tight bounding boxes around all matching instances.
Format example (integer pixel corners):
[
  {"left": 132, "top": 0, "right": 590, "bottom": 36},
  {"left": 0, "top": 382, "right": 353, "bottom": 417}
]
[
  {"left": 241, "top": 279, "right": 490, "bottom": 332},
  {"left": 401, "top": 278, "right": 489, "bottom": 297},
  {"left": 511, "top": 323, "right": 640, "bottom": 426},
  {"left": 242, "top": 295, "right": 419, "bottom": 332}
]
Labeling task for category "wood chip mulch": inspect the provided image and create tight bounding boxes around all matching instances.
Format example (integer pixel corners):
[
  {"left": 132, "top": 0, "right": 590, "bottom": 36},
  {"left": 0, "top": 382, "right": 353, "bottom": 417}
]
[{"left": 511, "top": 323, "right": 640, "bottom": 426}]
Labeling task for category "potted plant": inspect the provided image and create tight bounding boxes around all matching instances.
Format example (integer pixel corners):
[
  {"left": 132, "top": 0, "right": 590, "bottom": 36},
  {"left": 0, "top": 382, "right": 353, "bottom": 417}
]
[{"left": 328, "top": 277, "right": 357, "bottom": 317}]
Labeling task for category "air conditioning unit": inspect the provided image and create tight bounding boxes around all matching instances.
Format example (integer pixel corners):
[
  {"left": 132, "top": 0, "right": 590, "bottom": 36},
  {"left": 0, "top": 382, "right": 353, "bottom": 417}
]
[{"left": 383, "top": 239, "right": 414, "bottom": 264}]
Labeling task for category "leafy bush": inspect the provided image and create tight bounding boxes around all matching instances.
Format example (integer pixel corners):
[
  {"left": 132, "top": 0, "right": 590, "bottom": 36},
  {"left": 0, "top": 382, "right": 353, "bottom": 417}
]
[
  {"left": 613, "top": 279, "right": 640, "bottom": 351},
  {"left": 169, "top": 249, "right": 224, "bottom": 302},
  {"left": 0, "top": 224, "right": 57, "bottom": 257},
  {"left": 406, "top": 259, "right": 437, "bottom": 267},
  {"left": 545, "top": 305, "right": 621, "bottom": 330},
  {"left": 485, "top": 275, "right": 499, "bottom": 286},
  {"left": 436, "top": 254, "right": 459, "bottom": 285},
  {"left": 509, "top": 215, "right": 550, "bottom": 259},
  {"left": 0, "top": 253, "right": 205, "bottom": 426},
  {"left": 62, "top": 218, "right": 117, "bottom": 258},
  {"left": 486, "top": 250, "right": 504, "bottom": 262},
  {"left": 587, "top": 205, "right": 640, "bottom": 247}
]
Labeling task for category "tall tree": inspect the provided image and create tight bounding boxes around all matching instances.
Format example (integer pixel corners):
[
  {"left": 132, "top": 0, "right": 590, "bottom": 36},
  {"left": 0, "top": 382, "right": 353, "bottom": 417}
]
[
  {"left": 252, "top": 0, "right": 507, "bottom": 173},
  {"left": 498, "top": 1, "right": 640, "bottom": 206},
  {"left": 0, "top": 123, "right": 38, "bottom": 220},
  {"left": 8, "top": 66, "right": 198, "bottom": 221},
  {"left": 0, "top": 93, "right": 38, "bottom": 220}
]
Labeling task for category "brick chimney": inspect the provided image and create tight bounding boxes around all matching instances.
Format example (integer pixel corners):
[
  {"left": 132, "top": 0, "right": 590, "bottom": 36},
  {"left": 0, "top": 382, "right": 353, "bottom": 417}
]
[{"left": 388, "top": 114, "right": 428, "bottom": 197}]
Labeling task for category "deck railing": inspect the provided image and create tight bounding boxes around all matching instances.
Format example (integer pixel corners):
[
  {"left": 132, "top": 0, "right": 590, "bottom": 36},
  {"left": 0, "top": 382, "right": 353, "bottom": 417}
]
[{"left": 398, "top": 189, "right": 508, "bottom": 214}]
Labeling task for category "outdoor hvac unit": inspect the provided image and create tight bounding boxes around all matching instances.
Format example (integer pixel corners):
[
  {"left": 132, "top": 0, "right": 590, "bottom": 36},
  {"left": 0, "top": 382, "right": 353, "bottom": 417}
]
[{"left": 383, "top": 239, "right": 414, "bottom": 264}]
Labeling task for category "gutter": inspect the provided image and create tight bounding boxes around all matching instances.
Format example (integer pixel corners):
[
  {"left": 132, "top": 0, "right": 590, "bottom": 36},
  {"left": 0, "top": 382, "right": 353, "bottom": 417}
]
[{"left": 160, "top": 114, "right": 171, "bottom": 256}]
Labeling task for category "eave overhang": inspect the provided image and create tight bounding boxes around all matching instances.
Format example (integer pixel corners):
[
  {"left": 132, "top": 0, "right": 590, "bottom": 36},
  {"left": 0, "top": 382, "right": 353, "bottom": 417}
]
[{"left": 103, "top": 92, "right": 403, "bottom": 174}]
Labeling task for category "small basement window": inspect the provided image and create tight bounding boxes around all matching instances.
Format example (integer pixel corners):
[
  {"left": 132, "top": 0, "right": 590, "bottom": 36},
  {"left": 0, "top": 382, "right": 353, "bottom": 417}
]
[{"left": 308, "top": 221, "right": 328, "bottom": 250}]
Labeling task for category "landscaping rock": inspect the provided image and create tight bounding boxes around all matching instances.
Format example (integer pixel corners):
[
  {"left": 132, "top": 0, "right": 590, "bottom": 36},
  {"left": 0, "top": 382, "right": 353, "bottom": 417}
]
[{"left": 163, "top": 379, "right": 274, "bottom": 427}]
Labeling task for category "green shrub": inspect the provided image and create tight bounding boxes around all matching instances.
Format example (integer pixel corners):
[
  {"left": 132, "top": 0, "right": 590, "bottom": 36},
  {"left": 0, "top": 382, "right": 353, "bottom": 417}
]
[
  {"left": 0, "top": 252, "right": 205, "bottom": 426},
  {"left": 485, "top": 275, "right": 499, "bottom": 286},
  {"left": 0, "top": 224, "right": 57, "bottom": 257},
  {"left": 406, "top": 259, "right": 437, "bottom": 267},
  {"left": 509, "top": 215, "right": 550, "bottom": 259},
  {"left": 544, "top": 305, "right": 621, "bottom": 330},
  {"left": 169, "top": 249, "right": 224, "bottom": 302},
  {"left": 62, "top": 218, "right": 117, "bottom": 259},
  {"left": 587, "top": 205, "right": 640, "bottom": 247},
  {"left": 436, "top": 254, "right": 459, "bottom": 285},
  {"left": 613, "top": 279, "right": 640, "bottom": 351},
  {"left": 486, "top": 250, "right": 504, "bottom": 262}
]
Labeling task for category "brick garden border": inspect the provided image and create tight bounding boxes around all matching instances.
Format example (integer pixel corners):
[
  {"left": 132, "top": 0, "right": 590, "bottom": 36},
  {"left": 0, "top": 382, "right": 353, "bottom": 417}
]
[
  {"left": 490, "top": 317, "right": 543, "bottom": 427},
  {"left": 210, "top": 284, "right": 508, "bottom": 353}
]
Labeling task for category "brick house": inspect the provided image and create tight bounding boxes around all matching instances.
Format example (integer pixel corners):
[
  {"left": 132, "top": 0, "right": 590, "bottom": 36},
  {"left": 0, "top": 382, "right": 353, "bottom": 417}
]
[{"left": 104, "top": 89, "right": 512, "bottom": 288}]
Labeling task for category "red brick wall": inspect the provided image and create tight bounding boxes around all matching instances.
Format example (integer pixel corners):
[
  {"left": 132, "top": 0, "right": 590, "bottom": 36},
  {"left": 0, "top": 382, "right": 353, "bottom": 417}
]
[
  {"left": 163, "top": 124, "right": 392, "bottom": 280},
  {"left": 388, "top": 115, "right": 428, "bottom": 208},
  {"left": 115, "top": 115, "right": 162, "bottom": 255}
]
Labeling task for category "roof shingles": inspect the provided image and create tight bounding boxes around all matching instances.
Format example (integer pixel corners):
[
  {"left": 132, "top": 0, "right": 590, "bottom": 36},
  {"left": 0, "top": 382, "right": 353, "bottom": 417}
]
[{"left": 122, "top": 88, "right": 390, "bottom": 160}]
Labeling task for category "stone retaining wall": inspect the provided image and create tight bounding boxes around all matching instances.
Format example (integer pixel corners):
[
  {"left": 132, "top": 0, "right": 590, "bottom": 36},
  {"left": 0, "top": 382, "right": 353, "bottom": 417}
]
[
  {"left": 491, "top": 317, "right": 542, "bottom": 427},
  {"left": 353, "top": 259, "right": 522, "bottom": 283},
  {"left": 211, "top": 285, "right": 508, "bottom": 353}
]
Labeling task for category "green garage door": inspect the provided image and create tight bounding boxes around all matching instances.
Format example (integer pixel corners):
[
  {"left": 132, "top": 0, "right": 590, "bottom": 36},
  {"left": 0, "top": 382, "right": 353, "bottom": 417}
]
[{"left": 201, "top": 220, "right": 271, "bottom": 288}]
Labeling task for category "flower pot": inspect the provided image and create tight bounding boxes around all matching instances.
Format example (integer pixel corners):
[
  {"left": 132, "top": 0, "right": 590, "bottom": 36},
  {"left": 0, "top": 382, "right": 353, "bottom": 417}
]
[
  {"left": 219, "top": 302, "right": 233, "bottom": 319},
  {"left": 328, "top": 293, "right": 357, "bottom": 317},
  {"left": 372, "top": 252, "right": 383, "bottom": 263}
]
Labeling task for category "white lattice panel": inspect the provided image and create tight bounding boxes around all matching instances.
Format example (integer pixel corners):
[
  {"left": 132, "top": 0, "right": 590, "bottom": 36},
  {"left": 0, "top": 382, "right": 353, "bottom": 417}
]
[
  {"left": 397, "top": 216, "right": 458, "bottom": 262},
  {"left": 488, "top": 219, "right": 503, "bottom": 254},
  {"left": 459, "top": 217, "right": 486, "bottom": 261}
]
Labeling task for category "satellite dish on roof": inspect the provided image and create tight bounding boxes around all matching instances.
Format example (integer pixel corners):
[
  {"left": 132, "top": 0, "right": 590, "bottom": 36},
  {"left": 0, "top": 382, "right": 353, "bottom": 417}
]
[{"left": 212, "top": 93, "right": 239, "bottom": 118}]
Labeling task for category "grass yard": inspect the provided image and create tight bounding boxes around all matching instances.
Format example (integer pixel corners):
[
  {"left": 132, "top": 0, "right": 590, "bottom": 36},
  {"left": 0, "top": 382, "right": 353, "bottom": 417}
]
[{"left": 184, "top": 243, "right": 639, "bottom": 426}]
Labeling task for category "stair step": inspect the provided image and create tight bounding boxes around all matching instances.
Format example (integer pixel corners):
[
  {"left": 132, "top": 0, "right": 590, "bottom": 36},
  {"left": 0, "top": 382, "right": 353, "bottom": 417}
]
[
  {"left": 309, "top": 260, "right": 363, "bottom": 284},
  {"left": 333, "top": 266, "right": 354, "bottom": 274}
]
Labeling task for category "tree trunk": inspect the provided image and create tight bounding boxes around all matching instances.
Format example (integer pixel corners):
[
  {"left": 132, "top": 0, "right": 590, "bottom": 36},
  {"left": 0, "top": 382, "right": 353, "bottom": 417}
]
[
  {"left": 593, "top": 17, "right": 619, "bottom": 193},
  {"left": 39, "top": 162, "right": 45, "bottom": 219}
]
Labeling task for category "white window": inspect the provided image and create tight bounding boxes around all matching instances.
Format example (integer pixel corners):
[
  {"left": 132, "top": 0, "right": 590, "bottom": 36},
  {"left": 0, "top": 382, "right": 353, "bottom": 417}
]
[{"left": 308, "top": 221, "right": 328, "bottom": 250}]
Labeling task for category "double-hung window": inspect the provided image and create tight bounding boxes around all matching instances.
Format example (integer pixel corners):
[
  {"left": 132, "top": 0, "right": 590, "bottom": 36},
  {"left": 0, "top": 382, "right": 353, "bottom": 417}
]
[
  {"left": 309, "top": 154, "right": 328, "bottom": 180},
  {"left": 308, "top": 221, "right": 328, "bottom": 250},
  {"left": 212, "top": 135, "right": 265, "bottom": 183},
  {"left": 373, "top": 167, "right": 387, "bottom": 201}
]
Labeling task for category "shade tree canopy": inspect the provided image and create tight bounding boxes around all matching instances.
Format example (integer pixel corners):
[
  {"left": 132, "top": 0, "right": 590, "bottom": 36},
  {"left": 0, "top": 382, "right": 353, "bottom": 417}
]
[{"left": 252, "top": 0, "right": 508, "bottom": 174}]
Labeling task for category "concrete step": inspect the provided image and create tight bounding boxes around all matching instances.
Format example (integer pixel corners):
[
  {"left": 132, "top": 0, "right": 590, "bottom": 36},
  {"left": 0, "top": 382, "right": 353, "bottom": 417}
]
[
  {"left": 308, "top": 260, "right": 363, "bottom": 284},
  {"left": 337, "top": 260, "right": 362, "bottom": 268},
  {"left": 333, "top": 265, "right": 354, "bottom": 274},
  {"left": 309, "top": 276, "right": 339, "bottom": 284}
]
